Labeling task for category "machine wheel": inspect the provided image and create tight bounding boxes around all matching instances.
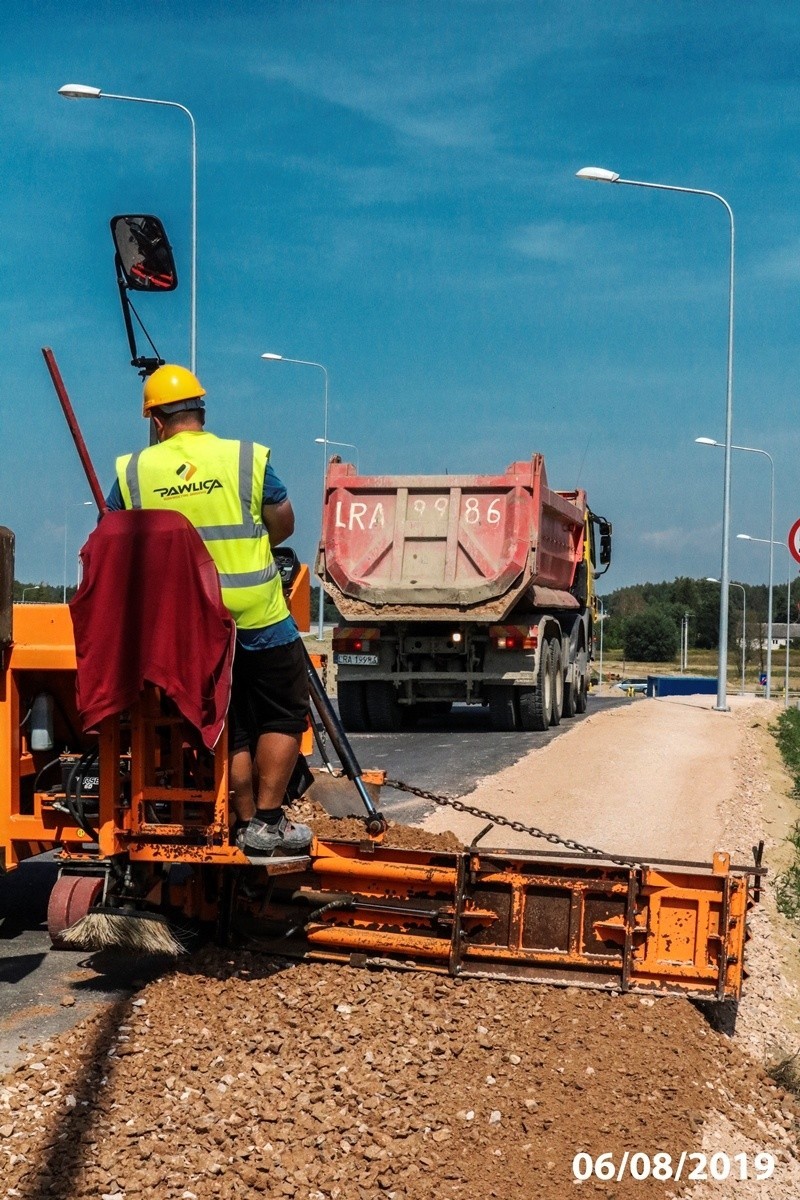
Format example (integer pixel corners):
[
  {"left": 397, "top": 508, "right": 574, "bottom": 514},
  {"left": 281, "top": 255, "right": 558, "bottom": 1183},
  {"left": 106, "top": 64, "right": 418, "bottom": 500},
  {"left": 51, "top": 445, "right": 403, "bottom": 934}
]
[
  {"left": 427, "top": 701, "right": 452, "bottom": 717},
  {"left": 488, "top": 686, "right": 519, "bottom": 731},
  {"left": 518, "top": 640, "right": 553, "bottom": 732},
  {"left": 47, "top": 874, "right": 103, "bottom": 947},
  {"left": 549, "top": 642, "right": 563, "bottom": 727},
  {"left": 337, "top": 681, "right": 370, "bottom": 732},
  {"left": 364, "top": 682, "right": 404, "bottom": 732},
  {"left": 575, "top": 671, "right": 588, "bottom": 713}
]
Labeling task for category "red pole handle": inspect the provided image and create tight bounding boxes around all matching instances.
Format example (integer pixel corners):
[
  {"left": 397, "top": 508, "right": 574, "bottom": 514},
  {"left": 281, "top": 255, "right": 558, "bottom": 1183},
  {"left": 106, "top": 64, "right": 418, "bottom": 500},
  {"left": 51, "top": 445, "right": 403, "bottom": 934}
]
[{"left": 41, "top": 348, "right": 108, "bottom": 516}]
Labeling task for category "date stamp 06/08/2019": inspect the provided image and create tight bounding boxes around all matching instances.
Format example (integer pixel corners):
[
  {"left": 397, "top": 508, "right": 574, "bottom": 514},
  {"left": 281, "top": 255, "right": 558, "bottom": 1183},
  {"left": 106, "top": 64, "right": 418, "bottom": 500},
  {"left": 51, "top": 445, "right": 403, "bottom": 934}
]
[{"left": 572, "top": 1150, "right": 776, "bottom": 1184}]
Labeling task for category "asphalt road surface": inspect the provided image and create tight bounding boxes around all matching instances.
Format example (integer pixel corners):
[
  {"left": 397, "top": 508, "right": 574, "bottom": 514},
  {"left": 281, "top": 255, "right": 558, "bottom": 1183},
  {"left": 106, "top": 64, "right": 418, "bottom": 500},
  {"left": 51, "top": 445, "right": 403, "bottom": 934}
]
[
  {"left": 307, "top": 694, "right": 630, "bottom": 825},
  {"left": 0, "top": 694, "right": 628, "bottom": 1070},
  {"left": 0, "top": 856, "right": 168, "bottom": 1073}
]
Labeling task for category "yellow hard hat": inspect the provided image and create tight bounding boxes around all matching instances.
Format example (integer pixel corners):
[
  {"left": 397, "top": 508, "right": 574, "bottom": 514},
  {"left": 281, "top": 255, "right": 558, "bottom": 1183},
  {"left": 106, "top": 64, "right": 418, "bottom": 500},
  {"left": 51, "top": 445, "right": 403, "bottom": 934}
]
[{"left": 142, "top": 364, "right": 206, "bottom": 417}]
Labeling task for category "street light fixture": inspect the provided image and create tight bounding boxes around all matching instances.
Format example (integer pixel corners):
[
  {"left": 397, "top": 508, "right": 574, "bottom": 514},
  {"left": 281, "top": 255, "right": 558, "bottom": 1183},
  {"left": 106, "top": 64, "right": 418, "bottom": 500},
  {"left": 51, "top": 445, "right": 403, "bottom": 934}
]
[
  {"left": 314, "top": 438, "right": 359, "bottom": 472},
  {"left": 577, "top": 165, "right": 736, "bottom": 713},
  {"left": 59, "top": 83, "right": 198, "bottom": 373},
  {"left": 737, "top": 534, "right": 795, "bottom": 705},
  {"left": 695, "top": 436, "right": 775, "bottom": 697},
  {"left": 63, "top": 500, "right": 93, "bottom": 602},
  {"left": 706, "top": 577, "right": 746, "bottom": 694},
  {"left": 261, "top": 353, "right": 329, "bottom": 639}
]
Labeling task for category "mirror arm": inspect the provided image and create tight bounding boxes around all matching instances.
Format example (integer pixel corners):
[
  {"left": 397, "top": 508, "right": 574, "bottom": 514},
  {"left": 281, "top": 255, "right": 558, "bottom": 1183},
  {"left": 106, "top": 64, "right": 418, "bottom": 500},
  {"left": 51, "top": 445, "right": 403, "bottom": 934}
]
[
  {"left": 116, "top": 255, "right": 140, "bottom": 365},
  {"left": 115, "top": 254, "right": 164, "bottom": 379}
]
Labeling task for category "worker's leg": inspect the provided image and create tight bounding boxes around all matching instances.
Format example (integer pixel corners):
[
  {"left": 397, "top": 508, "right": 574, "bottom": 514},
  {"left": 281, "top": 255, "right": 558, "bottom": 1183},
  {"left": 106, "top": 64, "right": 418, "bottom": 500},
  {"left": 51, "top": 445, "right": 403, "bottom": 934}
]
[
  {"left": 253, "top": 731, "right": 302, "bottom": 813},
  {"left": 229, "top": 748, "right": 256, "bottom": 823},
  {"left": 233, "top": 639, "right": 311, "bottom": 854}
]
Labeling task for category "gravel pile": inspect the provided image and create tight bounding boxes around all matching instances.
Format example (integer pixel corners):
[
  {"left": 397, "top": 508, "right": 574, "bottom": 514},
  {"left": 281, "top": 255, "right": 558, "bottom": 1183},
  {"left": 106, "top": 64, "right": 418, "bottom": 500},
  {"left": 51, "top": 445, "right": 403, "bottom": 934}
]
[
  {"left": 2, "top": 950, "right": 799, "bottom": 1199},
  {"left": 289, "top": 798, "right": 464, "bottom": 852}
]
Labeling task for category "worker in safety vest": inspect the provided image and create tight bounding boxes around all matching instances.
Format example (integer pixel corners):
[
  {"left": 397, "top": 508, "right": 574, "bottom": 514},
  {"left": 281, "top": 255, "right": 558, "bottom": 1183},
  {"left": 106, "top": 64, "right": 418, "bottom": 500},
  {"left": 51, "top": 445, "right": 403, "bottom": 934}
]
[{"left": 107, "top": 364, "right": 312, "bottom": 856}]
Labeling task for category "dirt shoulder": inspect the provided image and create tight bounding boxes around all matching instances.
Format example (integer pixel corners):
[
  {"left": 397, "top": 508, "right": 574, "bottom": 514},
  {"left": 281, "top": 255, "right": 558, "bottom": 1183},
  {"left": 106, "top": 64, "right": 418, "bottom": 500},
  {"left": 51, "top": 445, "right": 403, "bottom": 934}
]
[{"left": 424, "top": 693, "right": 741, "bottom": 860}]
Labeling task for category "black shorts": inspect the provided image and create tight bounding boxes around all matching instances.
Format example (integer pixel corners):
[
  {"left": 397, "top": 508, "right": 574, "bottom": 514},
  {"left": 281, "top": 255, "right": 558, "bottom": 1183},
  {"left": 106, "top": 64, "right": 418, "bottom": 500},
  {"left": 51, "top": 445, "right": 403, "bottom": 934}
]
[{"left": 229, "top": 638, "right": 309, "bottom": 751}]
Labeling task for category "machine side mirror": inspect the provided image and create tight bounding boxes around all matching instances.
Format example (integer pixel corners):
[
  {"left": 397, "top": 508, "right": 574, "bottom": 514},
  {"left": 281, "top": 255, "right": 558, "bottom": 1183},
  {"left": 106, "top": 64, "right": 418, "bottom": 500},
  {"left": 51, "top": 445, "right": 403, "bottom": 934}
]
[
  {"left": 110, "top": 215, "right": 178, "bottom": 292},
  {"left": 599, "top": 521, "right": 612, "bottom": 566},
  {"left": 589, "top": 512, "right": 613, "bottom": 576}
]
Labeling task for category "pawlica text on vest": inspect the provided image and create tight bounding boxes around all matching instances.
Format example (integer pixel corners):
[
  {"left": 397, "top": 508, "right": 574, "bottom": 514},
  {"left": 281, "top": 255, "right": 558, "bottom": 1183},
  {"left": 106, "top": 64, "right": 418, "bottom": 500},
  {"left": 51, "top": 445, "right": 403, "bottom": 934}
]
[{"left": 115, "top": 431, "right": 289, "bottom": 631}]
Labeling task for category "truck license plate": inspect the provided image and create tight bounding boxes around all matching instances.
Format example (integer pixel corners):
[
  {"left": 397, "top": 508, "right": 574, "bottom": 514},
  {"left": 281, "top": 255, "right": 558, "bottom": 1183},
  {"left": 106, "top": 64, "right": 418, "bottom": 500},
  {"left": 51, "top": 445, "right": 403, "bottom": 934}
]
[{"left": 335, "top": 653, "right": 379, "bottom": 666}]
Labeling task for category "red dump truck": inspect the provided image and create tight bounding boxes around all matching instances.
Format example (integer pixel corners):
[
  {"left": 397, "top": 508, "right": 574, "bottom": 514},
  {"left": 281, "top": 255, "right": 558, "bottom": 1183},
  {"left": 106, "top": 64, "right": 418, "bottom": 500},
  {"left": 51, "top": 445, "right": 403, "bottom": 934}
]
[{"left": 317, "top": 455, "right": 612, "bottom": 732}]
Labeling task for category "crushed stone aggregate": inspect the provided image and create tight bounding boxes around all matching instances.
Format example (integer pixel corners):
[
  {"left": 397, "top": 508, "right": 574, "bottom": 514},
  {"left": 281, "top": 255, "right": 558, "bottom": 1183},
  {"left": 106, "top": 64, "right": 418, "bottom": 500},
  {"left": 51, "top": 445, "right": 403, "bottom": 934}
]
[{"left": 2, "top": 949, "right": 799, "bottom": 1199}]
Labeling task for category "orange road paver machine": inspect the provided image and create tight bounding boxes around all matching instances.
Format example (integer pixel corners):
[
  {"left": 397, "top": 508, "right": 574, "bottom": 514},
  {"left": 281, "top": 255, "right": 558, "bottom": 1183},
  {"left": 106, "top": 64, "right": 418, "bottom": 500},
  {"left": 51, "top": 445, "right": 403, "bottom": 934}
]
[{"left": 0, "top": 517, "right": 760, "bottom": 1001}]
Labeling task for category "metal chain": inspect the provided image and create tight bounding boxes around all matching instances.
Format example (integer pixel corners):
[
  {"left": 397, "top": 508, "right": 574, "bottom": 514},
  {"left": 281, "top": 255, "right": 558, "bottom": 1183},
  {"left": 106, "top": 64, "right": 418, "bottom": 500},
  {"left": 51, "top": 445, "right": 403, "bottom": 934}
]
[{"left": 384, "top": 778, "right": 635, "bottom": 866}]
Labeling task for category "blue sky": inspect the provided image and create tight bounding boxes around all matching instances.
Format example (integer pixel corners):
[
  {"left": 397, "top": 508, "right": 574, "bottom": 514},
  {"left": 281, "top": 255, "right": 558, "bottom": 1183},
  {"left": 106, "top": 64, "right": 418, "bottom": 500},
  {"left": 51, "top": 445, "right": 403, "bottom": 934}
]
[{"left": 2, "top": 1, "right": 800, "bottom": 593}]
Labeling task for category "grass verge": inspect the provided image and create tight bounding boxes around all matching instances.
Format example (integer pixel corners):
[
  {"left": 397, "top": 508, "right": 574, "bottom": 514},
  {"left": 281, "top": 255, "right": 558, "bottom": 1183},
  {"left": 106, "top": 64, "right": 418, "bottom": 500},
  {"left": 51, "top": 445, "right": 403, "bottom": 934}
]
[
  {"left": 764, "top": 709, "right": 800, "bottom": 1096},
  {"left": 771, "top": 708, "right": 800, "bottom": 921}
]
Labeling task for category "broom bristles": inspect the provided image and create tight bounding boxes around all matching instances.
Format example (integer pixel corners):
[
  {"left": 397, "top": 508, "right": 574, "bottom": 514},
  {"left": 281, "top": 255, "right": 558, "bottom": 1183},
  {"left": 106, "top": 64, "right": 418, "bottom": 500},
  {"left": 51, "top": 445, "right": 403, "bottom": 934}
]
[{"left": 60, "top": 909, "right": 187, "bottom": 956}]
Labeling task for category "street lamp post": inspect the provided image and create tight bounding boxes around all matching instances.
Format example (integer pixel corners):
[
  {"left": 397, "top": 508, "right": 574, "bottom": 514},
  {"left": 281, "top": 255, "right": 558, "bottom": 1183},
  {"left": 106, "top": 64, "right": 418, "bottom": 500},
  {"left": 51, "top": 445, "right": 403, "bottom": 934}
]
[
  {"left": 696, "top": 437, "right": 774, "bottom": 698},
  {"left": 63, "top": 500, "right": 93, "bottom": 602},
  {"left": 680, "top": 611, "right": 690, "bottom": 672},
  {"left": 706, "top": 577, "right": 745, "bottom": 693},
  {"left": 59, "top": 83, "right": 197, "bottom": 372},
  {"left": 578, "top": 166, "right": 735, "bottom": 712},
  {"left": 737, "top": 534, "right": 795, "bottom": 705},
  {"left": 314, "top": 438, "right": 359, "bottom": 472},
  {"left": 21, "top": 587, "right": 41, "bottom": 602},
  {"left": 261, "top": 353, "right": 329, "bottom": 639},
  {"left": 788, "top": 577, "right": 794, "bottom": 706}
]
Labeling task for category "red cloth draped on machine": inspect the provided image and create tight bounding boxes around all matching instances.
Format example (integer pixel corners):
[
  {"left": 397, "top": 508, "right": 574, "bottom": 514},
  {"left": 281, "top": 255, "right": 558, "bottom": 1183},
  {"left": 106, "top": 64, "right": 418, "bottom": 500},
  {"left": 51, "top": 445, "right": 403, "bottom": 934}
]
[{"left": 70, "top": 509, "right": 235, "bottom": 749}]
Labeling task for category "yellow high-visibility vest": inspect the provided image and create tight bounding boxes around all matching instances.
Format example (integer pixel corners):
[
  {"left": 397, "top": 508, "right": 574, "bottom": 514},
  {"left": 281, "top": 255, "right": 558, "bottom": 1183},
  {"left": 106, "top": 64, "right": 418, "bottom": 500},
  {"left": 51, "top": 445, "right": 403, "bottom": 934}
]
[{"left": 116, "top": 430, "right": 289, "bottom": 630}]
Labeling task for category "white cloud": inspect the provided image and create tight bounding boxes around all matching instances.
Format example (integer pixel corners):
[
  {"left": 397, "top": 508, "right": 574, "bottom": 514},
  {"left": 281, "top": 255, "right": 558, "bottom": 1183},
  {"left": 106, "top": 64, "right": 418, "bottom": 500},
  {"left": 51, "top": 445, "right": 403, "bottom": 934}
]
[
  {"left": 752, "top": 238, "right": 800, "bottom": 282},
  {"left": 639, "top": 524, "right": 720, "bottom": 551},
  {"left": 256, "top": 55, "right": 500, "bottom": 152},
  {"left": 509, "top": 220, "right": 586, "bottom": 263}
]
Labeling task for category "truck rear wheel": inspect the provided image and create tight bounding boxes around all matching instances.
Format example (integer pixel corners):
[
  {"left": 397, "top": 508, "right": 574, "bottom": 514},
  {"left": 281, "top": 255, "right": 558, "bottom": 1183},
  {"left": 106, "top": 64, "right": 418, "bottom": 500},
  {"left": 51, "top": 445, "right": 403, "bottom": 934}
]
[
  {"left": 518, "top": 641, "right": 552, "bottom": 732},
  {"left": 364, "top": 682, "right": 404, "bottom": 732},
  {"left": 575, "top": 672, "right": 588, "bottom": 713},
  {"left": 337, "top": 681, "right": 370, "bottom": 732},
  {"left": 549, "top": 642, "right": 563, "bottom": 727},
  {"left": 488, "top": 687, "right": 519, "bottom": 731}
]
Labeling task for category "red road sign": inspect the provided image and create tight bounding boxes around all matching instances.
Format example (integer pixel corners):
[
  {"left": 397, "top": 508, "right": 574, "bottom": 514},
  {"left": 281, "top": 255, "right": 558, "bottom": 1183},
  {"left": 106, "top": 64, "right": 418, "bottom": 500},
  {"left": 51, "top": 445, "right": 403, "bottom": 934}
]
[{"left": 789, "top": 518, "right": 800, "bottom": 565}]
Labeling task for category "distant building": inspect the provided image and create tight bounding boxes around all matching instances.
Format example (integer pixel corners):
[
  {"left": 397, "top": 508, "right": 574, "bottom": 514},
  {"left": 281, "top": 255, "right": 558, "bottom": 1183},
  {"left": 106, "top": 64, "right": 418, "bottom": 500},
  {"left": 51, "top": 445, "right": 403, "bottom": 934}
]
[{"left": 751, "top": 622, "right": 800, "bottom": 650}]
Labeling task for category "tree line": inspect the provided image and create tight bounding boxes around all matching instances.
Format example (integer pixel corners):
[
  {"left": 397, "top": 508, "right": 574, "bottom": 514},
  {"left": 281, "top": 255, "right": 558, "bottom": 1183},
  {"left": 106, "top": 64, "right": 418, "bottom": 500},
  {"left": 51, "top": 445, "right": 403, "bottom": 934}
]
[
  {"left": 13, "top": 581, "right": 75, "bottom": 602},
  {"left": 13, "top": 580, "right": 342, "bottom": 621},
  {"left": 598, "top": 575, "right": 800, "bottom": 664}
]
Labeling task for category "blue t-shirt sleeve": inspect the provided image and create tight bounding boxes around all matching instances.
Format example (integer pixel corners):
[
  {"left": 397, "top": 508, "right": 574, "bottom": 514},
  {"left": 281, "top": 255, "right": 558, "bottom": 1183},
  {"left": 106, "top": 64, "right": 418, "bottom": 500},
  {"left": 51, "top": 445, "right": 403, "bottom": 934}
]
[
  {"left": 263, "top": 462, "right": 288, "bottom": 506},
  {"left": 105, "top": 479, "right": 125, "bottom": 511}
]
